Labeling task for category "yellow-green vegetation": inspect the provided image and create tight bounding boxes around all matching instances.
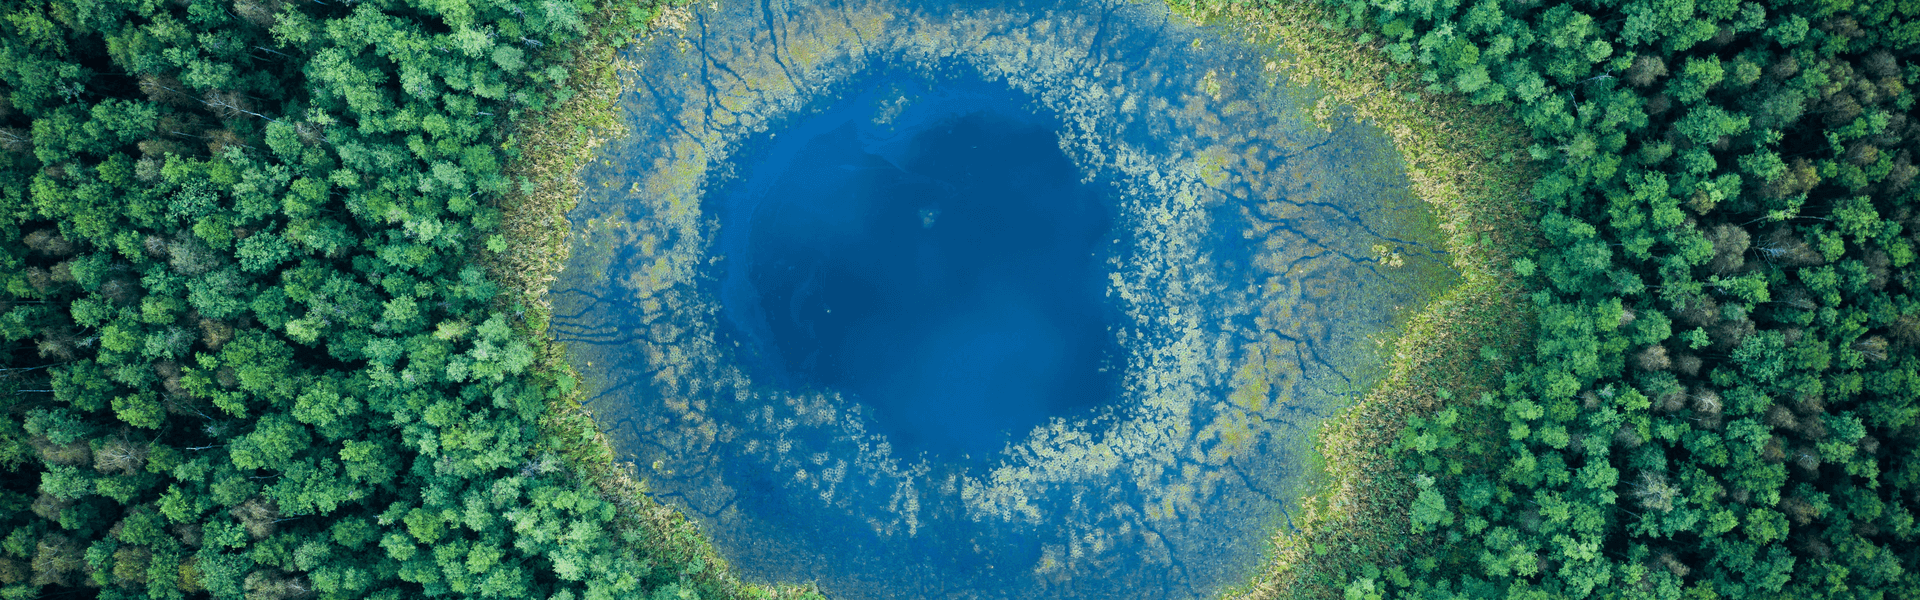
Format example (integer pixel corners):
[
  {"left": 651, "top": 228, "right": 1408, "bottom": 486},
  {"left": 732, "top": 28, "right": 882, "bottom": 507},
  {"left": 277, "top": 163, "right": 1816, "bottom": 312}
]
[{"left": 1167, "top": 1, "right": 1540, "bottom": 597}]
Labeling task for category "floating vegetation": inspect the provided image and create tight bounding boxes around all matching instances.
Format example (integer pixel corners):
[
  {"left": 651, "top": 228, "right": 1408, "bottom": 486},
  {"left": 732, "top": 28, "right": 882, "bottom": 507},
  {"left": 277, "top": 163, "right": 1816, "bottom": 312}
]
[{"left": 552, "top": 0, "right": 1457, "bottom": 597}]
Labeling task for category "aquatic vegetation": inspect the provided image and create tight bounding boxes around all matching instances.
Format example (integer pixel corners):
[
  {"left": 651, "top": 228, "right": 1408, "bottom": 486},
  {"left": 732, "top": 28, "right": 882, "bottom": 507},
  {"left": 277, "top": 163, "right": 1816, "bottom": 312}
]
[{"left": 553, "top": 0, "right": 1458, "bottom": 596}]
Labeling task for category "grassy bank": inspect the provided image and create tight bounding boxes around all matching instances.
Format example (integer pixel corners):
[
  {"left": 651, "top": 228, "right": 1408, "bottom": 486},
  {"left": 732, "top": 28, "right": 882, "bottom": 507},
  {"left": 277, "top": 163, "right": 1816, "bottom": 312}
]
[{"left": 1167, "top": 1, "right": 1541, "bottom": 597}]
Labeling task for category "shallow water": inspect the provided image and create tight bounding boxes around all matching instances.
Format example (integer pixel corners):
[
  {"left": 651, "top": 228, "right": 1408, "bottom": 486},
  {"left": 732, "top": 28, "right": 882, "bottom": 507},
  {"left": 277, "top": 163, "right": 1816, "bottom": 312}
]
[{"left": 553, "top": 0, "right": 1456, "bottom": 597}]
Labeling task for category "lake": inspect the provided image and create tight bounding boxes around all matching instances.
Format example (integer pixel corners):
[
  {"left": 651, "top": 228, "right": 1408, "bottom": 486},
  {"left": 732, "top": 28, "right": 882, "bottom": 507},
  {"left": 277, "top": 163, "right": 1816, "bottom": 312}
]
[{"left": 552, "top": 0, "right": 1455, "bottom": 597}]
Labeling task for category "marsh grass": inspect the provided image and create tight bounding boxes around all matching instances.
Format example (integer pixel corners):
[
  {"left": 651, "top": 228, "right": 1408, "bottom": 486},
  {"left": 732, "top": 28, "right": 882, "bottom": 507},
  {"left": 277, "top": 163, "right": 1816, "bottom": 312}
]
[{"left": 1166, "top": 1, "right": 1543, "bottom": 598}]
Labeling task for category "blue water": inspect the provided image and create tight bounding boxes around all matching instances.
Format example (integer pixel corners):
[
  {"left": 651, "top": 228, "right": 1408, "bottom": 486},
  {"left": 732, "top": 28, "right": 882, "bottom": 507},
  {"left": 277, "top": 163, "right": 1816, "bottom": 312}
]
[
  {"left": 714, "top": 75, "right": 1122, "bottom": 459},
  {"left": 550, "top": 0, "right": 1462, "bottom": 597}
]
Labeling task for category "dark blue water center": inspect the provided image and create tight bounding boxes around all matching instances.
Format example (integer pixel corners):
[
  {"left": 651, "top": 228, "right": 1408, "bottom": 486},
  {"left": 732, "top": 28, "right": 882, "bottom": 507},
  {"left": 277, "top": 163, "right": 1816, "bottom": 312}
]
[{"left": 715, "top": 77, "right": 1123, "bottom": 458}]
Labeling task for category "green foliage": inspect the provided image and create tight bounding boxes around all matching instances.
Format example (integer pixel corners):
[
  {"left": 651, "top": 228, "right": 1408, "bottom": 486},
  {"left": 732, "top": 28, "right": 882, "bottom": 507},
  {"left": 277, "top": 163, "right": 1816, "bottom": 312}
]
[
  {"left": 0, "top": 0, "right": 796, "bottom": 598},
  {"left": 1301, "top": 0, "right": 1920, "bottom": 597}
]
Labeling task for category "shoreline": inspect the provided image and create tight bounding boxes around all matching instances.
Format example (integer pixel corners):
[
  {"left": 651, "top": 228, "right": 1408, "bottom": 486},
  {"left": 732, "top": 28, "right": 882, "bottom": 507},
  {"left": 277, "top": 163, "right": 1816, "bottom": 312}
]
[
  {"left": 1163, "top": 2, "right": 1541, "bottom": 597},
  {"left": 488, "top": 2, "right": 821, "bottom": 597}
]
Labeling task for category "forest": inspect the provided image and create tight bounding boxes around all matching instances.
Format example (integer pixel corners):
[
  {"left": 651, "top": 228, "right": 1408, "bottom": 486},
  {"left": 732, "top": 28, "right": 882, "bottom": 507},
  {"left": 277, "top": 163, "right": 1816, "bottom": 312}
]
[
  {"left": 0, "top": 0, "right": 790, "bottom": 597},
  {"left": 0, "top": 0, "right": 1915, "bottom": 597}
]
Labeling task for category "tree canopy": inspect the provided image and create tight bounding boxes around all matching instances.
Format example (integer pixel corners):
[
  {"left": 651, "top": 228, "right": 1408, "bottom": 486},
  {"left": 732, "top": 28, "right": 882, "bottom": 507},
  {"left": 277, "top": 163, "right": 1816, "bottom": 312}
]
[{"left": 0, "top": 0, "right": 795, "bottom": 598}]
